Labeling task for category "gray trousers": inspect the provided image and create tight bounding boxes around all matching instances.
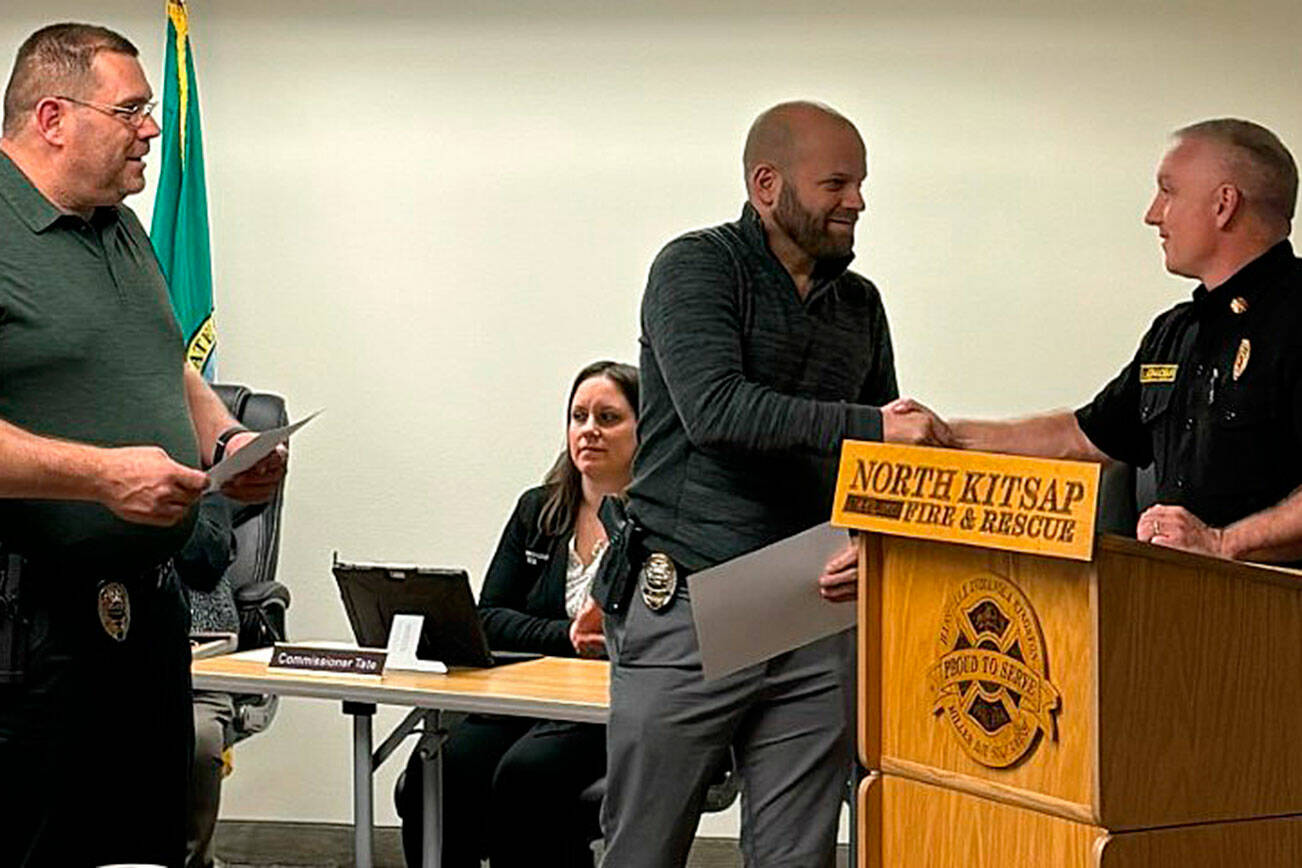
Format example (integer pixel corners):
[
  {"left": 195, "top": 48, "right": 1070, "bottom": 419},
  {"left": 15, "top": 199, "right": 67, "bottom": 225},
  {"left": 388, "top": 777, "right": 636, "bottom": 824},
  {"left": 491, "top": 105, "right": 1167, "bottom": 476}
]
[
  {"left": 187, "top": 691, "right": 235, "bottom": 868},
  {"left": 601, "top": 591, "right": 850, "bottom": 868}
]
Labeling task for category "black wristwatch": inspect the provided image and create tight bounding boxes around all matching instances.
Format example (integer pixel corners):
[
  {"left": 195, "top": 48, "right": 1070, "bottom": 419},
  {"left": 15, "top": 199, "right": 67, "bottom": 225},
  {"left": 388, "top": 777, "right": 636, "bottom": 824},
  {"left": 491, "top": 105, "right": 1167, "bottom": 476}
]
[{"left": 210, "top": 425, "right": 251, "bottom": 467}]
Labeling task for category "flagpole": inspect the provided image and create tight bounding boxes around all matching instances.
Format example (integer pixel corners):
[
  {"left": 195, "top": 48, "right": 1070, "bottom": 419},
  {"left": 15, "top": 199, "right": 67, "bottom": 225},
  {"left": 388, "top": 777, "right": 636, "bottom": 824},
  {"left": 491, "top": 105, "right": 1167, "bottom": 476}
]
[{"left": 151, "top": 0, "right": 217, "bottom": 379}]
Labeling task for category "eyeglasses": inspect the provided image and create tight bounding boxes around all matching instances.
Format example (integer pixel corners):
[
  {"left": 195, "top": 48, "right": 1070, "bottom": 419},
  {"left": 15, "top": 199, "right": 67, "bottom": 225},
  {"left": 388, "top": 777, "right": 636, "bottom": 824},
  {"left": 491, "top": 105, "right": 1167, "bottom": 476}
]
[{"left": 53, "top": 95, "right": 158, "bottom": 129}]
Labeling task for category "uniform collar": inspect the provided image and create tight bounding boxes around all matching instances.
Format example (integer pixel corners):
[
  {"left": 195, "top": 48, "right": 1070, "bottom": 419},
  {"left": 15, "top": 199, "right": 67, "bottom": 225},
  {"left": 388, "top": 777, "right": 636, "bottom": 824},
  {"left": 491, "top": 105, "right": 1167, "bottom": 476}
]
[
  {"left": 0, "top": 150, "right": 120, "bottom": 233},
  {"left": 739, "top": 201, "right": 857, "bottom": 291},
  {"left": 1191, "top": 239, "right": 1294, "bottom": 317}
]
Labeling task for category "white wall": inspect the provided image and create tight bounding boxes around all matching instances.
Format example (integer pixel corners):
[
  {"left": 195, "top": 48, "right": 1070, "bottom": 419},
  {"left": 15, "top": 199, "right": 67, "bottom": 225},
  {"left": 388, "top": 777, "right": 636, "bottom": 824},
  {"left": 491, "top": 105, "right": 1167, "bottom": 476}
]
[{"left": 4, "top": 0, "right": 1301, "bottom": 837}]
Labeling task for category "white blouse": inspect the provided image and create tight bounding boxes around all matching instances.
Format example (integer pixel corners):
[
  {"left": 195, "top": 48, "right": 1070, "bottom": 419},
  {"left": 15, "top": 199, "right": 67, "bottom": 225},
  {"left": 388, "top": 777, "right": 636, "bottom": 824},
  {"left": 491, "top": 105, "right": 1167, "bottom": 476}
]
[{"left": 565, "top": 535, "right": 608, "bottom": 619}]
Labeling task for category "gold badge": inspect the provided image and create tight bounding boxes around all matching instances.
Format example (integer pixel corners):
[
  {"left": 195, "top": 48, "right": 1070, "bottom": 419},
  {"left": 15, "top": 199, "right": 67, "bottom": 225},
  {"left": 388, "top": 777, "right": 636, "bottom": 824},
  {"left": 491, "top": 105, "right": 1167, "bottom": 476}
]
[
  {"left": 1233, "top": 338, "right": 1251, "bottom": 381},
  {"left": 928, "top": 573, "right": 1060, "bottom": 768},
  {"left": 1139, "top": 364, "right": 1178, "bottom": 384},
  {"left": 97, "top": 581, "right": 130, "bottom": 642},
  {"left": 1230, "top": 296, "right": 1249, "bottom": 315},
  {"left": 639, "top": 553, "right": 677, "bottom": 612}
]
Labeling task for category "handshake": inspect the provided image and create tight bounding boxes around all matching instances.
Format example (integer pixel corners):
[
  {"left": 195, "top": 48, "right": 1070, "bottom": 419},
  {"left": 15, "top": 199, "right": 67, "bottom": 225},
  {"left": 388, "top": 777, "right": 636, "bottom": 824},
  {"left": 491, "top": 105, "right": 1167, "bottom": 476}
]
[{"left": 880, "top": 397, "right": 956, "bottom": 448}]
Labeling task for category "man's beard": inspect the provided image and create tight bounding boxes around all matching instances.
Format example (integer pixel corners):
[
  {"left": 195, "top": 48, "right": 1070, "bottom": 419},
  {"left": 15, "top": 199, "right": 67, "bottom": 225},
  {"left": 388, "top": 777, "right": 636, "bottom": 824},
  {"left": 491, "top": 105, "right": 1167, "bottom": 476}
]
[{"left": 774, "top": 182, "right": 854, "bottom": 261}]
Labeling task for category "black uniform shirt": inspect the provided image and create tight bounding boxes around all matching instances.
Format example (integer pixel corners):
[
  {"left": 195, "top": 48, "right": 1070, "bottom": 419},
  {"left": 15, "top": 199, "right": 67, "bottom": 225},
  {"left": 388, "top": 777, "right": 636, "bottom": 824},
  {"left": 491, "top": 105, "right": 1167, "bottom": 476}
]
[
  {"left": 629, "top": 203, "right": 899, "bottom": 572},
  {"left": 1076, "top": 240, "right": 1302, "bottom": 529}
]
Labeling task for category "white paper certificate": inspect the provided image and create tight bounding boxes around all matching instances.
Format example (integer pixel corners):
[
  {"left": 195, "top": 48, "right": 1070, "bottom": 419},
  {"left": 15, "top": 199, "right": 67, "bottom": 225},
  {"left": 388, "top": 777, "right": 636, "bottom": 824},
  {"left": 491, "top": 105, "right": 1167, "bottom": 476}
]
[
  {"left": 688, "top": 522, "right": 856, "bottom": 681},
  {"left": 205, "top": 410, "right": 319, "bottom": 491}
]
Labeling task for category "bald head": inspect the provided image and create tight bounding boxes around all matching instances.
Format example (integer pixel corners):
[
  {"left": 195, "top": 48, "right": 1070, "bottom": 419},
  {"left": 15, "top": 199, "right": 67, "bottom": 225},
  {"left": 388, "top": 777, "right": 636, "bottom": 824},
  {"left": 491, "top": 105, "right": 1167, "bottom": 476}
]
[
  {"left": 742, "top": 101, "right": 867, "bottom": 269},
  {"left": 743, "top": 101, "right": 861, "bottom": 187}
]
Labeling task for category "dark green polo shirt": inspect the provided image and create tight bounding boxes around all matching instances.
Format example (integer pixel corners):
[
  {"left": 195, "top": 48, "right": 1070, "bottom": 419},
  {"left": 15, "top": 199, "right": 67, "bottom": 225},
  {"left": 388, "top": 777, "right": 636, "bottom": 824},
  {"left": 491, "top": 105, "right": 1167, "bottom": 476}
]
[{"left": 0, "top": 151, "right": 198, "bottom": 571}]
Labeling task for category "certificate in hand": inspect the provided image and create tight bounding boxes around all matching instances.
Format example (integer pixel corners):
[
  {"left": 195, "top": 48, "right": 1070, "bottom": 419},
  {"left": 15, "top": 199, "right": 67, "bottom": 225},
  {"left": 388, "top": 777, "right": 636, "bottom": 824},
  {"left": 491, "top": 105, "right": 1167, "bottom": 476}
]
[
  {"left": 688, "top": 522, "right": 855, "bottom": 681},
  {"left": 205, "top": 411, "right": 319, "bottom": 492}
]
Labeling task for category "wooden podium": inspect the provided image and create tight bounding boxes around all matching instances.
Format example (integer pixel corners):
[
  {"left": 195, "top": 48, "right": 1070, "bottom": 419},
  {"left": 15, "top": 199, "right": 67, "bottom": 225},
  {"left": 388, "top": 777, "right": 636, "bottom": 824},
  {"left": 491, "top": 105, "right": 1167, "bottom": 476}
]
[
  {"left": 853, "top": 532, "right": 1302, "bottom": 867},
  {"left": 832, "top": 444, "right": 1302, "bottom": 866}
]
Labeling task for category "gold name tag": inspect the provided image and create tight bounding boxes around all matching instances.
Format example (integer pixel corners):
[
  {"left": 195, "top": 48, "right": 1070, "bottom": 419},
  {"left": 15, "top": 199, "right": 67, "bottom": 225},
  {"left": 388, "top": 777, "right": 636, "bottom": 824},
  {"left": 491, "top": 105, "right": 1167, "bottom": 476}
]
[{"left": 1139, "top": 364, "right": 1178, "bottom": 383}]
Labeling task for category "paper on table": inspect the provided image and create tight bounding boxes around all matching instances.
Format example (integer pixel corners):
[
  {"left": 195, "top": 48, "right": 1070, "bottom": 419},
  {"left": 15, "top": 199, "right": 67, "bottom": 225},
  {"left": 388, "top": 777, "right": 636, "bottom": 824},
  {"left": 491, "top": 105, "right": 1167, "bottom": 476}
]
[
  {"left": 688, "top": 522, "right": 855, "bottom": 681},
  {"left": 205, "top": 410, "right": 319, "bottom": 491}
]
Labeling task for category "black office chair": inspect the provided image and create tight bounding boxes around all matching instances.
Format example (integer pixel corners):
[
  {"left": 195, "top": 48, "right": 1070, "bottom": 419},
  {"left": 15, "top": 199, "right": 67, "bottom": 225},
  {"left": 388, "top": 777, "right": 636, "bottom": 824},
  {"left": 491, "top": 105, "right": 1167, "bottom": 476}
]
[{"left": 211, "top": 383, "right": 292, "bottom": 741}]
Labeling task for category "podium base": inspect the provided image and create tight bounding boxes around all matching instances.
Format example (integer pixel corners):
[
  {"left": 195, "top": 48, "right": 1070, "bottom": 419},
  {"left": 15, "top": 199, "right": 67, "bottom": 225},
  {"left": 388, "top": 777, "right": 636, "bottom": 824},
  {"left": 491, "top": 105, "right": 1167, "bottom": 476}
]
[{"left": 858, "top": 774, "right": 1302, "bottom": 867}]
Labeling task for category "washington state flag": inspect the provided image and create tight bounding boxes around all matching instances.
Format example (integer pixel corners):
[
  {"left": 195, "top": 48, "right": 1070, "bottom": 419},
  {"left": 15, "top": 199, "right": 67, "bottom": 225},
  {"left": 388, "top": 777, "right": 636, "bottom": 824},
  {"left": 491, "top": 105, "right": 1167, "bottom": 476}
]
[{"left": 151, "top": 0, "right": 216, "bottom": 377}]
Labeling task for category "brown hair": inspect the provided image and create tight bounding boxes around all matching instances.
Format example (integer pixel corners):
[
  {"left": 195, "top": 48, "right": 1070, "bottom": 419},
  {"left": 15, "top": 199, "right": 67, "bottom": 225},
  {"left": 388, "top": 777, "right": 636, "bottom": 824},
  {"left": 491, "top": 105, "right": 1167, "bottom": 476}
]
[
  {"left": 3, "top": 23, "right": 138, "bottom": 136},
  {"left": 537, "top": 360, "right": 639, "bottom": 537},
  {"left": 1175, "top": 118, "right": 1298, "bottom": 226}
]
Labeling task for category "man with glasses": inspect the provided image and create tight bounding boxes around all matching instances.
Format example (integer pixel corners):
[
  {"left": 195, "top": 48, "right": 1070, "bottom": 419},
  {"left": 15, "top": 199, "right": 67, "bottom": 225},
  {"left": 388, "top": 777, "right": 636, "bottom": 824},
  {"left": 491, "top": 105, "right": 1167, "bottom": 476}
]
[{"left": 0, "top": 23, "right": 285, "bottom": 867}]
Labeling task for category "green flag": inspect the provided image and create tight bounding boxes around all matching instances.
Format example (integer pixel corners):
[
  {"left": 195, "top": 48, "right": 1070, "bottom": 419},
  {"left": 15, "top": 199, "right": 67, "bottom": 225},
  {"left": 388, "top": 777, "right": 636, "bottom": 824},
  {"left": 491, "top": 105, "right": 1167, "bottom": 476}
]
[{"left": 151, "top": 0, "right": 216, "bottom": 377}]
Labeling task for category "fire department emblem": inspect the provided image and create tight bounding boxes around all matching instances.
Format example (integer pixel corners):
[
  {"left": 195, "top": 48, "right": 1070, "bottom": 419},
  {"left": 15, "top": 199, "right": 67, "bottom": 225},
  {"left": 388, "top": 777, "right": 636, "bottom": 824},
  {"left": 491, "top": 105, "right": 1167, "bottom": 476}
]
[{"left": 927, "top": 573, "right": 1060, "bottom": 768}]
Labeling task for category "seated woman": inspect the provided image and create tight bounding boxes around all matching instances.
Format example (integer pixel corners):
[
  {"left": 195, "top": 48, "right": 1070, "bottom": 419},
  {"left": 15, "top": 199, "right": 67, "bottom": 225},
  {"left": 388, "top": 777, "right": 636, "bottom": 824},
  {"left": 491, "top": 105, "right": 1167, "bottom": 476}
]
[{"left": 397, "top": 359, "right": 638, "bottom": 868}]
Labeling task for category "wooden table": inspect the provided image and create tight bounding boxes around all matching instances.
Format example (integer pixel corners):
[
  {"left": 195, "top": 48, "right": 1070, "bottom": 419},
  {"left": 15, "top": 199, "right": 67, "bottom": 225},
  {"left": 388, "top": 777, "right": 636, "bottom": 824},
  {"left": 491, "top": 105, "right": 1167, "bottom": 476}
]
[{"left": 193, "top": 649, "right": 609, "bottom": 868}]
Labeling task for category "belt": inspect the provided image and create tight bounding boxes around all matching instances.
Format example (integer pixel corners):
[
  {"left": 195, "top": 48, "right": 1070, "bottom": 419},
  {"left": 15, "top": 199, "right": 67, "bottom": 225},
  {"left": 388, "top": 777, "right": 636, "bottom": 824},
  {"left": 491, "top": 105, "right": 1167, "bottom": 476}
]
[{"left": 22, "top": 558, "right": 176, "bottom": 589}]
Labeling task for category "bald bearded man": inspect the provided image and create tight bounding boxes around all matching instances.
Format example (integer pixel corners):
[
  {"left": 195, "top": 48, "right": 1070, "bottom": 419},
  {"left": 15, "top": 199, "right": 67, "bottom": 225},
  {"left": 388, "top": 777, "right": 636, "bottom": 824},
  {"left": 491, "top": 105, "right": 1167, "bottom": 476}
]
[{"left": 596, "top": 102, "right": 947, "bottom": 868}]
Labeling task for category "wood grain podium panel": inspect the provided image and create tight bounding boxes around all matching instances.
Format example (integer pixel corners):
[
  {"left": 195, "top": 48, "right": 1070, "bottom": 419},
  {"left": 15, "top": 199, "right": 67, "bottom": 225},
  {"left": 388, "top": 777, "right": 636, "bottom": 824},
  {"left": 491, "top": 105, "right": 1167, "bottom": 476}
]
[
  {"left": 859, "top": 773, "right": 1302, "bottom": 868},
  {"left": 860, "top": 774, "right": 1104, "bottom": 868},
  {"left": 858, "top": 533, "right": 883, "bottom": 770},
  {"left": 857, "top": 774, "right": 881, "bottom": 868},
  {"left": 1098, "top": 814, "right": 1302, "bottom": 866},
  {"left": 860, "top": 531, "right": 1302, "bottom": 830},
  {"left": 1095, "top": 540, "right": 1302, "bottom": 829},
  {"left": 874, "top": 535, "right": 1097, "bottom": 818}
]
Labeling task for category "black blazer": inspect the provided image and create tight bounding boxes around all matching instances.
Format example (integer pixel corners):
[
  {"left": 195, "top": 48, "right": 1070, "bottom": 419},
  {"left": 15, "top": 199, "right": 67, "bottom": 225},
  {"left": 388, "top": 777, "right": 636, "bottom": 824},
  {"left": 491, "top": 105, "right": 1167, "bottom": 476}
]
[{"left": 477, "top": 486, "right": 576, "bottom": 657}]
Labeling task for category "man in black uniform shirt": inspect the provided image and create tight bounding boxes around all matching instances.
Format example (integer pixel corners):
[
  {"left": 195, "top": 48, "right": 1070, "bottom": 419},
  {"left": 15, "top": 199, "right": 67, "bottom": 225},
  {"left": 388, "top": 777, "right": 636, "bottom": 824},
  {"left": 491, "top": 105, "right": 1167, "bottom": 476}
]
[{"left": 945, "top": 119, "right": 1302, "bottom": 562}]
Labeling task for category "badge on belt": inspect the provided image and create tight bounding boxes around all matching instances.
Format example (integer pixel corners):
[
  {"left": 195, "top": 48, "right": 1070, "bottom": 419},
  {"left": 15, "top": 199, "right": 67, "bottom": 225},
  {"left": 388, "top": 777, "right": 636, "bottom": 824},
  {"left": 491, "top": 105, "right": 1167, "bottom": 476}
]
[
  {"left": 640, "top": 553, "right": 677, "bottom": 612},
  {"left": 97, "top": 581, "right": 131, "bottom": 642}
]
